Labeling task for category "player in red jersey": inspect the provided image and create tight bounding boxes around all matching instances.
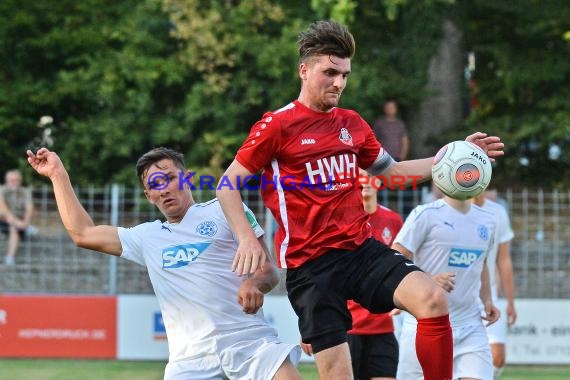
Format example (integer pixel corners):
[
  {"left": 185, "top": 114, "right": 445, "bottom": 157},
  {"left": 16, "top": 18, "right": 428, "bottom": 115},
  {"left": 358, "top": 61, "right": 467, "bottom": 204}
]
[
  {"left": 348, "top": 172, "right": 403, "bottom": 380},
  {"left": 216, "top": 20, "right": 504, "bottom": 380},
  {"left": 301, "top": 170, "right": 402, "bottom": 380}
]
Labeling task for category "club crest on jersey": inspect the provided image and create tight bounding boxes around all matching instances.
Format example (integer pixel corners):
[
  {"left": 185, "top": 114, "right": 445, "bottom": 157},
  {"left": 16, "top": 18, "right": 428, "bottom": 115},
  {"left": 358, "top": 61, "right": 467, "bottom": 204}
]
[
  {"left": 196, "top": 221, "right": 217, "bottom": 237},
  {"left": 162, "top": 242, "right": 211, "bottom": 269},
  {"left": 381, "top": 227, "right": 393, "bottom": 245},
  {"left": 339, "top": 128, "right": 353, "bottom": 146},
  {"left": 448, "top": 248, "right": 484, "bottom": 268},
  {"left": 478, "top": 225, "right": 490, "bottom": 241}
]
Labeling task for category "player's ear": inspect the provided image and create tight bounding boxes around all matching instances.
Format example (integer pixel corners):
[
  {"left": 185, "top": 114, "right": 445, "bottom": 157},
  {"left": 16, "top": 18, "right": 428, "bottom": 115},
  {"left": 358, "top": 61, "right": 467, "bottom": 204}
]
[
  {"left": 299, "top": 62, "right": 308, "bottom": 80},
  {"left": 180, "top": 169, "right": 193, "bottom": 190}
]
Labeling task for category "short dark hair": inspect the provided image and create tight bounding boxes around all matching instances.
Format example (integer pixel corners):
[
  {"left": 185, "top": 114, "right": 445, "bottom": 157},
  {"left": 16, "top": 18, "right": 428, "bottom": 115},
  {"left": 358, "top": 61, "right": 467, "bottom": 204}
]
[
  {"left": 136, "top": 147, "right": 186, "bottom": 184},
  {"left": 297, "top": 20, "right": 355, "bottom": 63}
]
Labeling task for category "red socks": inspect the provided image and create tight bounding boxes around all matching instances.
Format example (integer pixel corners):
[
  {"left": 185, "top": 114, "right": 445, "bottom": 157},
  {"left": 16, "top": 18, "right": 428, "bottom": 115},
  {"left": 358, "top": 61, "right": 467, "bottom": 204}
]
[{"left": 416, "top": 314, "right": 453, "bottom": 380}]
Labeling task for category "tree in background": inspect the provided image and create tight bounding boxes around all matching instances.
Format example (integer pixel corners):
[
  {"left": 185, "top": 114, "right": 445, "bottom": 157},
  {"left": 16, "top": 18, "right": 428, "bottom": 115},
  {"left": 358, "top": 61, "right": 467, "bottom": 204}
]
[
  {"left": 457, "top": 0, "right": 570, "bottom": 187},
  {"left": 1, "top": 0, "right": 569, "bottom": 187}
]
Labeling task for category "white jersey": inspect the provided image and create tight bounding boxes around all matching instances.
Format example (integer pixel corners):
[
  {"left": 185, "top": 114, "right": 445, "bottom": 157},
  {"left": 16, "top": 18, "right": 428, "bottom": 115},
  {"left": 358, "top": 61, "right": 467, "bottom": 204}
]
[
  {"left": 118, "top": 199, "right": 267, "bottom": 363},
  {"left": 479, "top": 199, "right": 514, "bottom": 294},
  {"left": 394, "top": 198, "right": 496, "bottom": 326}
]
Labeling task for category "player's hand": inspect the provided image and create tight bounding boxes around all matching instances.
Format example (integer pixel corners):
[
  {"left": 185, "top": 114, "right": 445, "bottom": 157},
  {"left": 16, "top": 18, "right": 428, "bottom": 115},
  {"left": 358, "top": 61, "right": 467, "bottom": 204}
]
[
  {"left": 482, "top": 302, "right": 501, "bottom": 326},
  {"left": 432, "top": 272, "right": 456, "bottom": 292},
  {"left": 27, "top": 148, "right": 65, "bottom": 179},
  {"left": 300, "top": 341, "right": 313, "bottom": 356},
  {"left": 506, "top": 302, "right": 517, "bottom": 327},
  {"left": 232, "top": 237, "right": 266, "bottom": 276},
  {"left": 237, "top": 279, "right": 265, "bottom": 314},
  {"left": 465, "top": 132, "right": 505, "bottom": 162}
]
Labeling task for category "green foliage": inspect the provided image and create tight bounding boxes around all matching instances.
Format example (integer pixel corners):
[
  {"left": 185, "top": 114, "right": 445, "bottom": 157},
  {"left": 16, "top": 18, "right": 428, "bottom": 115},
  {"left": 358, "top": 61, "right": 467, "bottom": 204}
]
[
  {"left": 2, "top": 0, "right": 568, "bottom": 188},
  {"left": 457, "top": 0, "right": 570, "bottom": 187}
]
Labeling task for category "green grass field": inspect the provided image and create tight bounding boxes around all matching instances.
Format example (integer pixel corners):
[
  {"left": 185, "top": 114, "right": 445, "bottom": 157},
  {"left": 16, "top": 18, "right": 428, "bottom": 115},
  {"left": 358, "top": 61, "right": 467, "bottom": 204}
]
[{"left": 0, "top": 359, "right": 569, "bottom": 379}]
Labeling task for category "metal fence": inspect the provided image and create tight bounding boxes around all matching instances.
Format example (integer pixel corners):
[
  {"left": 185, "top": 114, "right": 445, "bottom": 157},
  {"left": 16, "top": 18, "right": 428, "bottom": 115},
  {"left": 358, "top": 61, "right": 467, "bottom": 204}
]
[{"left": 1, "top": 185, "right": 569, "bottom": 298}]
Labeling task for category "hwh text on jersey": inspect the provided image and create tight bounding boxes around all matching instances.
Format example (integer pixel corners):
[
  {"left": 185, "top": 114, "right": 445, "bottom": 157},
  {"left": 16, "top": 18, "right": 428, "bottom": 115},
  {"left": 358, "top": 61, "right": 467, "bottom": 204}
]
[
  {"left": 162, "top": 242, "right": 211, "bottom": 269},
  {"left": 448, "top": 248, "right": 484, "bottom": 268},
  {"left": 305, "top": 153, "right": 357, "bottom": 185}
]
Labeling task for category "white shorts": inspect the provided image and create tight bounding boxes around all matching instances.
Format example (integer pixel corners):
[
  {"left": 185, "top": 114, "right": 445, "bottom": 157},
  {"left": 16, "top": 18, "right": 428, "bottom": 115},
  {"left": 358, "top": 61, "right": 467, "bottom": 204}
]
[
  {"left": 164, "top": 326, "right": 301, "bottom": 380},
  {"left": 486, "top": 298, "right": 508, "bottom": 344},
  {"left": 397, "top": 320, "right": 492, "bottom": 380}
]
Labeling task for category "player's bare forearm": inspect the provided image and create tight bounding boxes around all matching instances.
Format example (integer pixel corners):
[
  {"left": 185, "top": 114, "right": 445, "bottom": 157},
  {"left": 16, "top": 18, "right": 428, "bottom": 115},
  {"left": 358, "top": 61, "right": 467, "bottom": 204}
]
[
  {"left": 497, "top": 242, "right": 515, "bottom": 303},
  {"left": 216, "top": 160, "right": 259, "bottom": 242},
  {"left": 216, "top": 159, "right": 266, "bottom": 275},
  {"left": 479, "top": 261, "right": 492, "bottom": 306},
  {"left": 383, "top": 158, "right": 433, "bottom": 186},
  {"left": 27, "top": 149, "right": 122, "bottom": 255}
]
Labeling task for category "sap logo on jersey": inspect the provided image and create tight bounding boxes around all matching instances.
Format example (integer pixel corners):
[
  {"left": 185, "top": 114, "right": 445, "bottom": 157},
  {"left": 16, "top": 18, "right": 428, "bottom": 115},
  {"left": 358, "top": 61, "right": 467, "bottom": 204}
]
[
  {"left": 448, "top": 248, "right": 484, "bottom": 268},
  {"left": 162, "top": 242, "right": 211, "bottom": 269}
]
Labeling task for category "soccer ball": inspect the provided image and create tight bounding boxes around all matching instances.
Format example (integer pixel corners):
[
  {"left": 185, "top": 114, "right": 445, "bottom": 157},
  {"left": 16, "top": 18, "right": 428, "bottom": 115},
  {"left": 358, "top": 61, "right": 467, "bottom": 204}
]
[{"left": 432, "top": 140, "right": 492, "bottom": 200}]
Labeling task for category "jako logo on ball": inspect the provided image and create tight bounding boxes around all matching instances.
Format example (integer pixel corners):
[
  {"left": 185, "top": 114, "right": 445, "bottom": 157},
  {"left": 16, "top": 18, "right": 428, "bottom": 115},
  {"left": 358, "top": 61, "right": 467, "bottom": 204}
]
[{"left": 432, "top": 140, "right": 492, "bottom": 200}]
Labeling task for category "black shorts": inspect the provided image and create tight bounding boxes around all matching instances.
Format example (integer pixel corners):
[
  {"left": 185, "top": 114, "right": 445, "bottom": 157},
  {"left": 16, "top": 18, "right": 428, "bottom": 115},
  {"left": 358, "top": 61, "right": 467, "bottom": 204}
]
[
  {"left": 348, "top": 332, "right": 399, "bottom": 378},
  {"left": 285, "top": 238, "right": 420, "bottom": 353}
]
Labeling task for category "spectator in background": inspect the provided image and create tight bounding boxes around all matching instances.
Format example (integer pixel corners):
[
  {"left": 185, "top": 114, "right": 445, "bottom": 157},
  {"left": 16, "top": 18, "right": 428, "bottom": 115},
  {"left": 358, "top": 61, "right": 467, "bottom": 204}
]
[
  {"left": 373, "top": 100, "right": 413, "bottom": 218},
  {"left": 372, "top": 100, "right": 409, "bottom": 161},
  {"left": 472, "top": 192, "right": 516, "bottom": 379},
  {"left": 0, "top": 169, "right": 34, "bottom": 266}
]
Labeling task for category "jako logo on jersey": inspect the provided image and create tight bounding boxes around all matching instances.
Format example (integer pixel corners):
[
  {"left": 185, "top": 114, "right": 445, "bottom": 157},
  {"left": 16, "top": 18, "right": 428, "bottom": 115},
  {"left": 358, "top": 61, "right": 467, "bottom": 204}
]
[
  {"left": 301, "top": 138, "right": 316, "bottom": 145},
  {"left": 448, "top": 248, "right": 484, "bottom": 268},
  {"left": 305, "top": 153, "right": 357, "bottom": 185},
  {"left": 339, "top": 128, "right": 353, "bottom": 146},
  {"left": 196, "top": 221, "right": 217, "bottom": 237},
  {"left": 162, "top": 242, "right": 211, "bottom": 269}
]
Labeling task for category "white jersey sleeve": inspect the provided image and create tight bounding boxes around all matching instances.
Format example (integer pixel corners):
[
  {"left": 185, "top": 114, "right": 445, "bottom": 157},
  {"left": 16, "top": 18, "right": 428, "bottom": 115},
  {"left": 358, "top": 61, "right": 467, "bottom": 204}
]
[
  {"left": 492, "top": 201, "right": 514, "bottom": 244},
  {"left": 118, "top": 220, "right": 159, "bottom": 266}
]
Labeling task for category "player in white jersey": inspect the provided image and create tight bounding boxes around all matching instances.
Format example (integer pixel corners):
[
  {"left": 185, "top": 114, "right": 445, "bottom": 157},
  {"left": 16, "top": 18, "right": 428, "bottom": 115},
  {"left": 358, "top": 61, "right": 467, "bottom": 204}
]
[
  {"left": 392, "top": 195, "right": 500, "bottom": 380},
  {"left": 472, "top": 193, "right": 516, "bottom": 378},
  {"left": 26, "top": 147, "right": 301, "bottom": 380}
]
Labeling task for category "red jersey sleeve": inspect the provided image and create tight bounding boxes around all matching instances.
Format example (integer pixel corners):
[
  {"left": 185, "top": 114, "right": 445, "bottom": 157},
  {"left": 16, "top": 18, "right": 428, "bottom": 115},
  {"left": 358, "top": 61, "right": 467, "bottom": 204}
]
[{"left": 236, "top": 112, "right": 282, "bottom": 173}]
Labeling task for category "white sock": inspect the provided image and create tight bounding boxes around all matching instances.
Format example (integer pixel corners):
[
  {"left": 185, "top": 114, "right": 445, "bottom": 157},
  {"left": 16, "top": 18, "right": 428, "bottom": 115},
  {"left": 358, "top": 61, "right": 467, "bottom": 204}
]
[{"left": 494, "top": 366, "right": 504, "bottom": 379}]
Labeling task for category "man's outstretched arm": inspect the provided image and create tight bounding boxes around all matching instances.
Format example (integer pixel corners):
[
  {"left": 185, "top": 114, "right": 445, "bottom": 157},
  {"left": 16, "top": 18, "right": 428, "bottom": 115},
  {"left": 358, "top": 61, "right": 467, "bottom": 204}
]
[
  {"left": 216, "top": 159, "right": 266, "bottom": 276},
  {"left": 27, "top": 148, "right": 122, "bottom": 255}
]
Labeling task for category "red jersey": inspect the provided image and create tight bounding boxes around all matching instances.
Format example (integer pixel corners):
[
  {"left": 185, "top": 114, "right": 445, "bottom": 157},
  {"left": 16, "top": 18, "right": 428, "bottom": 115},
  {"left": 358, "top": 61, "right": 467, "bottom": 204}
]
[
  {"left": 348, "top": 205, "right": 404, "bottom": 335},
  {"left": 236, "top": 100, "right": 388, "bottom": 268}
]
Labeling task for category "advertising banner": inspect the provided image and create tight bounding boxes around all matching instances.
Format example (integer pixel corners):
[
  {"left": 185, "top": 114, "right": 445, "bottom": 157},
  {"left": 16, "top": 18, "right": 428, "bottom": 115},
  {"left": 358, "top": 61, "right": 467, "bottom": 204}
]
[
  {"left": 0, "top": 295, "right": 116, "bottom": 358},
  {"left": 116, "top": 295, "right": 168, "bottom": 360},
  {"left": 507, "top": 299, "right": 570, "bottom": 364}
]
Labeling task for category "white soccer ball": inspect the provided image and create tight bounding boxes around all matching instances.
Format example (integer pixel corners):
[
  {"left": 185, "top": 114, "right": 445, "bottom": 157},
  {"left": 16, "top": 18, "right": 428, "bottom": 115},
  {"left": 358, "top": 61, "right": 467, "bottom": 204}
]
[{"left": 432, "top": 140, "right": 493, "bottom": 200}]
